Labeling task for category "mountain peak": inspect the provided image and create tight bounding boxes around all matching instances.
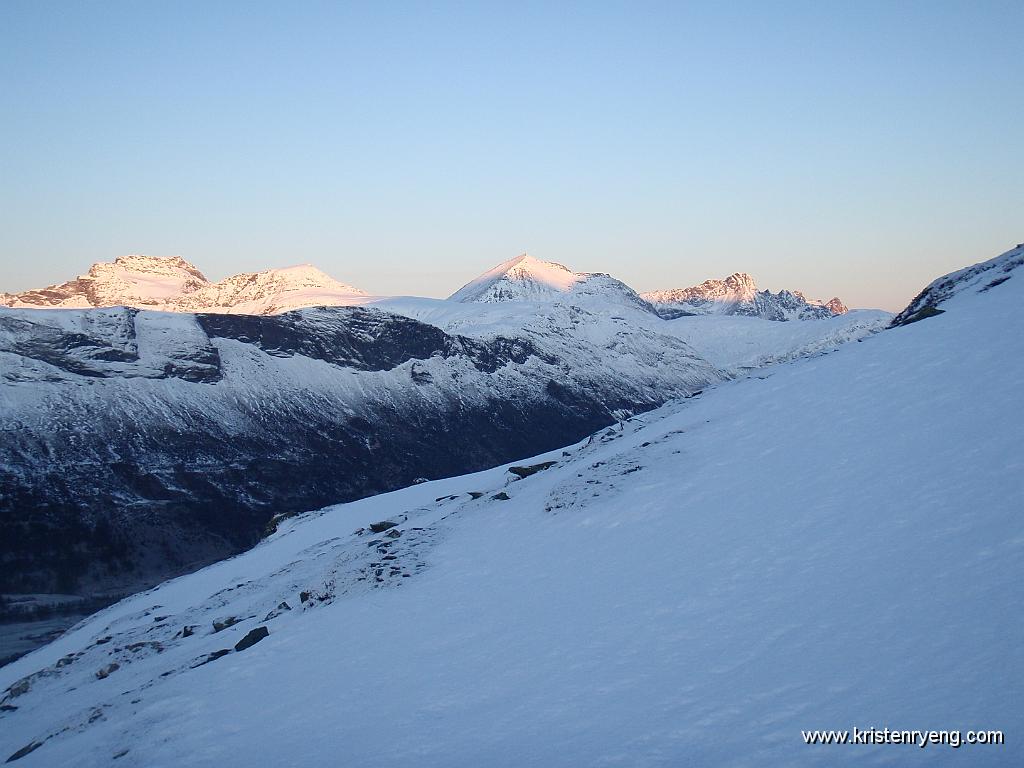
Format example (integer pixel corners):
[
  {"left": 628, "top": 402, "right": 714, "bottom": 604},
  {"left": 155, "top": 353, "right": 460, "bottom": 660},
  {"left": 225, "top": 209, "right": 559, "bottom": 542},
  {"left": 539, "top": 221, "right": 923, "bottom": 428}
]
[
  {"left": 448, "top": 253, "right": 588, "bottom": 303},
  {"left": 2, "top": 256, "right": 368, "bottom": 314},
  {"left": 641, "top": 272, "right": 846, "bottom": 321}
]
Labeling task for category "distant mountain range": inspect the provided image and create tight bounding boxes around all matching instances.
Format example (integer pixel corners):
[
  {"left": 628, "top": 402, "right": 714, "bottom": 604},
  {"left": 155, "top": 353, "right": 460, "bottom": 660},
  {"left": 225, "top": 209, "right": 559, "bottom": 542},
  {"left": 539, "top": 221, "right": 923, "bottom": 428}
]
[
  {"left": 3, "top": 253, "right": 851, "bottom": 322},
  {"left": 0, "top": 255, "right": 370, "bottom": 315},
  {"left": 641, "top": 272, "right": 847, "bottom": 321}
]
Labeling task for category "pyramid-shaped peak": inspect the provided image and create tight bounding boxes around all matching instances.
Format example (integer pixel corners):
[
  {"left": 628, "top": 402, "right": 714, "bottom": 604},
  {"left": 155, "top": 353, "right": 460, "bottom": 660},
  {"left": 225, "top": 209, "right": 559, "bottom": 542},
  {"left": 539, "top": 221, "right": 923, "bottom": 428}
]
[{"left": 448, "top": 253, "right": 589, "bottom": 303}]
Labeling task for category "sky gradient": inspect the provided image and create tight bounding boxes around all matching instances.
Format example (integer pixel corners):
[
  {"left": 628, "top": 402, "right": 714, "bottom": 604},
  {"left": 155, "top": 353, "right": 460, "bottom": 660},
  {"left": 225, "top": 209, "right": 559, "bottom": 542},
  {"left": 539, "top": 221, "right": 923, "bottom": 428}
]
[{"left": 1, "top": 1, "right": 1021, "bottom": 310}]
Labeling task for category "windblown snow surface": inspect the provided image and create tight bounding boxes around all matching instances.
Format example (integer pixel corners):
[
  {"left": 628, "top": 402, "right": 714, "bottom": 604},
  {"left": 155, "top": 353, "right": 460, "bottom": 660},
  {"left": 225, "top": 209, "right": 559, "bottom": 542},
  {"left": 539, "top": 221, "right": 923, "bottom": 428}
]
[{"left": 1, "top": 252, "right": 1021, "bottom": 766}]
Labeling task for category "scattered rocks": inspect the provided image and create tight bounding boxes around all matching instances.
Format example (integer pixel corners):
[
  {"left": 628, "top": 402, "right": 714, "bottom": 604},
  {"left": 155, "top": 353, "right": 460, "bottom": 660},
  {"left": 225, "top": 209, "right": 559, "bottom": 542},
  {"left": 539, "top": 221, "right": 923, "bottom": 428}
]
[
  {"left": 180, "top": 625, "right": 196, "bottom": 638},
  {"left": 95, "top": 663, "right": 120, "bottom": 680},
  {"left": 508, "top": 461, "right": 557, "bottom": 479},
  {"left": 384, "top": 528, "right": 402, "bottom": 539},
  {"left": 369, "top": 521, "right": 398, "bottom": 533},
  {"left": 191, "top": 649, "right": 231, "bottom": 668},
  {"left": 125, "top": 641, "right": 163, "bottom": 653},
  {"left": 468, "top": 492, "right": 484, "bottom": 499},
  {"left": 263, "top": 602, "right": 292, "bottom": 621},
  {"left": 299, "top": 591, "right": 311, "bottom": 603},
  {"left": 492, "top": 492, "right": 511, "bottom": 501},
  {"left": 212, "top": 616, "right": 242, "bottom": 633},
  {"left": 234, "top": 626, "right": 269, "bottom": 652}
]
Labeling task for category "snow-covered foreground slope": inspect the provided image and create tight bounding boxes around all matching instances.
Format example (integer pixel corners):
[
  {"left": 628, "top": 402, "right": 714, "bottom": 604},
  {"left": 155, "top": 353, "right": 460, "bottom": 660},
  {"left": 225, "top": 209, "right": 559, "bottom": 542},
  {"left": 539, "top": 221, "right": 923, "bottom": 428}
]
[{"left": 2, "top": 255, "right": 1020, "bottom": 766}]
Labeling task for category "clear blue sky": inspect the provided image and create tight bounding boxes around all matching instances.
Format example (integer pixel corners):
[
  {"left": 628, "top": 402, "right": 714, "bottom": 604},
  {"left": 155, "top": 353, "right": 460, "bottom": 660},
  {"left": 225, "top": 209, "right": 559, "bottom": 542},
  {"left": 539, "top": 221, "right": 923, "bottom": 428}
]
[{"left": 1, "top": 1, "right": 1021, "bottom": 310}]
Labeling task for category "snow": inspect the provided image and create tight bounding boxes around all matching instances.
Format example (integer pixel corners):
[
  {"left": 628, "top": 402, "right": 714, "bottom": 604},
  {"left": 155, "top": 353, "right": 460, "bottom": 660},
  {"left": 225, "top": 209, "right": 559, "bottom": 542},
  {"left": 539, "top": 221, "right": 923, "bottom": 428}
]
[
  {"left": 660, "top": 310, "right": 891, "bottom": 373},
  {"left": 0, "top": 256, "right": 372, "bottom": 315},
  {"left": 1, "top": 252, "right": 1020, "bottom": 766},
  {"left": 448, "top": 253, "right": 586, "bottom": 302},
  {"left": 370, "top": 296, "right": 887, "bottom": 377}
]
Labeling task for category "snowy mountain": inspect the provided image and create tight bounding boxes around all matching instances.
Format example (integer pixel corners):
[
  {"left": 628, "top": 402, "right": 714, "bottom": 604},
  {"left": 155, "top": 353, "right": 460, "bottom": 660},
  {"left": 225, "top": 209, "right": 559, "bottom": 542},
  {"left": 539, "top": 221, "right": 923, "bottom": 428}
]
[
  {"left": 0, "top": 302, "right": 720, "bottom": 601},
  {"left": 0, "top": 256, "right": 370, "bottom": 315},
  {"left": 448, "top": 253, "right": 656, "bottom": 313},
  {"left": 1, "top": 246, "right": 1019, "bottom": 766},
  {"left": 642, "top": 272, "right": 848, "bottom": 321},
  {"left": 0, "top": 251, "right": 889, "bottom": 608}
]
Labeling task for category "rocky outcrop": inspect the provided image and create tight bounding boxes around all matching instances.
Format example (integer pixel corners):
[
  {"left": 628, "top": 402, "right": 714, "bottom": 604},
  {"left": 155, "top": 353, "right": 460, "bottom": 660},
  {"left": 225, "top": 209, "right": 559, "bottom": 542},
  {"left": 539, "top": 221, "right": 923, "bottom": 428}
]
[{"left": 890, "top": 243, "right": 1023, "bottom": 327}]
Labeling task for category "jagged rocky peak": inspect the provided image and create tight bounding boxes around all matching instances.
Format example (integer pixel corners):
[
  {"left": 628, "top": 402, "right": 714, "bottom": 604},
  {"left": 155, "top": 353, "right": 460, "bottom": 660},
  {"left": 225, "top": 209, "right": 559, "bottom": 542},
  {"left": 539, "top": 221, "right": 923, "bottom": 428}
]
[
  {"left": 826, "top": 297, "right": 848, "bottom": 315},
  {"left": 448, "top": 252, "right": 656, "bottom": 313},
  {"left": 641, "top": 272, "right": 848, "bottom": 322},
  {"left": 2, "top": 256, "right": 369, "bottom": 315}
]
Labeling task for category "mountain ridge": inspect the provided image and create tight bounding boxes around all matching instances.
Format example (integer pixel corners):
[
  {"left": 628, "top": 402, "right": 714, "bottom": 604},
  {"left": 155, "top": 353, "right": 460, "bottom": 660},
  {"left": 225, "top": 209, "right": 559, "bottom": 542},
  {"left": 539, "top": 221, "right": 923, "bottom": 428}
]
[
  {"left": 641, "top": 271, "right": 848, "bottom": 321},
  {"left": 5, "top": 254, "right": 854, "bottom": 320},
  {"left": 1, "top": 256, "right": 369, "bottom": 315}
]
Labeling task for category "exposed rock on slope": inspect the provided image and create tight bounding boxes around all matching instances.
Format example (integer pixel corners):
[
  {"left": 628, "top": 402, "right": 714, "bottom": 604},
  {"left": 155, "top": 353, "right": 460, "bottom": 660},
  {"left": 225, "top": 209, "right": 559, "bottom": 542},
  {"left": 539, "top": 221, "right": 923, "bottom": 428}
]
[{"left": 890, "top": 242, "right": 1024, "bottom": 326}]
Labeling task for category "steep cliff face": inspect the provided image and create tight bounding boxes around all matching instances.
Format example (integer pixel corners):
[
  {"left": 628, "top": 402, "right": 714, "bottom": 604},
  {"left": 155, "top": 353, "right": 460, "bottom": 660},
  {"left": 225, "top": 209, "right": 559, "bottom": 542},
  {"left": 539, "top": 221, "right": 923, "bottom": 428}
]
[{"left": 642, "top": 272, "right": 848, "bottom": 321}]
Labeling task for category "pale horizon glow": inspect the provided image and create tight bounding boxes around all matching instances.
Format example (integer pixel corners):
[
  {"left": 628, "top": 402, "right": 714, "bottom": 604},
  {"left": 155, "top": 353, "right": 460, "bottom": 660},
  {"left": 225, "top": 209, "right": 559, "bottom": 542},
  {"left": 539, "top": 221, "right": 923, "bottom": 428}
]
[{"left": 2, "top": 1, "right": 1022, "bottom": 312}]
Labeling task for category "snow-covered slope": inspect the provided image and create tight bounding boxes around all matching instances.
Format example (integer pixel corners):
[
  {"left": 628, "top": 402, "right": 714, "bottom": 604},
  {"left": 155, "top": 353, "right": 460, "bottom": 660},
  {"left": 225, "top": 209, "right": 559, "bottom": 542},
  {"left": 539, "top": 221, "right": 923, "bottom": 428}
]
[
  {"left": 642, "top": 272, "right": 848, "bottom": 321},
  {"left": 1, "top": 251, "right": 1019, "bottom": 766},
  {"left": 662, "top": 310, "right": 891, "bottom": 373},
  {"left": 0, "top": 301, "right": 719, "bottom": 599},
  {"left": 448, "top": 253, "right": 656, "bottom": 313},
  {"left": 1, "top": 256, "right": 370, "bottom": 315},
  {"left": 890, "top": 242, "right": 1024, "bottom": 326},
  {"left": 372, "top": 296, "right": 888, "bottom": 378},
  {"left": 0, "top": 253, "right": 889, "bottom": 605}
]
